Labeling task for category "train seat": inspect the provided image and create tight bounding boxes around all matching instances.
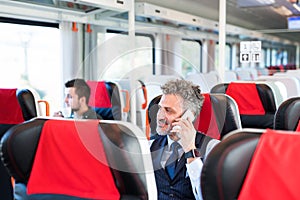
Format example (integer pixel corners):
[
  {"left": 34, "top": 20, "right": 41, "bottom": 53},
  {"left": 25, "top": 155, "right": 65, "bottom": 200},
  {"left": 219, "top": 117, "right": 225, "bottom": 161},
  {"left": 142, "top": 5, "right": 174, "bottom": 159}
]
[
  {"left": 114, "top": 79, "right": 148, "bottom": 131},
  {"left": 141, "top": 75, "right": 182, "bottom": 104},
  {"left": 0, "top": 88, "right": 37, "bottom": 200},
  {"left": 87, "top": 80, "right": 129, "bottom": 121},
  {"left": 146, "top": 93, "right": 242, "bottom": 140},
  {"left": 193, "top": 93, "right": 241, "bottom": 140},
  {"left": 274, "top": 97, "right": 300, "bottom": 131},
  {"left": 205, "top": 71, "right": 221, "bottom": 90},
  {"left": 235, "top": 69, "right": 253, "bottom": 80},
  {"left": 256, "top": 67, "right": 269, "bottom": 76},
  {"left": 0, "top": 118, "right": 156, "bottom": 200},
  {"left": 201, "top": 128, "right": 300, "bottom": 200},
  {"left": 186, "top": 73, "right": 210, "bottom": 93},
  {"left": 146, "top": 95, "right": 162, "bottom": 139},
  {"left": 186, "top": 72, "right": 220, "bottom": 93},
  {"left": 224, "top": 71, "right": 238, "bottom": 82},
  {"left": 211, "top": 82, "right": 278, "bottom": 129},
  {"left": 274, "top": 71, "right": 300, "bottom": 83},
  {"left": 256, "top": 75, "right": 300, "bottom": 99}
]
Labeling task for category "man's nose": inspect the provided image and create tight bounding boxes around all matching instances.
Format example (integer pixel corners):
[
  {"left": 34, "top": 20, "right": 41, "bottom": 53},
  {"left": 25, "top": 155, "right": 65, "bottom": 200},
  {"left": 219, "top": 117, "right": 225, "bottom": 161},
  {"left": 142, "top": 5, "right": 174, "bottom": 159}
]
[
  {"left": 157, "top": 108, "right": 166, "bottom": 119},
  {"left": 64, "top": 97, "right": 69, "bottom": 104}
]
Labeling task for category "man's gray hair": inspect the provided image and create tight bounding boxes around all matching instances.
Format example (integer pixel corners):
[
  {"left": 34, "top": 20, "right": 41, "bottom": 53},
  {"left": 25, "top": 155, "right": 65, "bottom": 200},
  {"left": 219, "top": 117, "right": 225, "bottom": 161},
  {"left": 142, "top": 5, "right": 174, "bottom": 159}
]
[{"left": 161, "top": 79, "right": 204, "bottom": 117}]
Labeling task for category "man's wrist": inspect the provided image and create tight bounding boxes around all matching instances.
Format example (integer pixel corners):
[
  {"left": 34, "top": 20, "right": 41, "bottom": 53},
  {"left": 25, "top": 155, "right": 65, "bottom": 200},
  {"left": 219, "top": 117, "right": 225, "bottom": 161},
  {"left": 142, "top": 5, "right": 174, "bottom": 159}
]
[{"left": 184, "top": 148, "right": 201, "bottom": 159}]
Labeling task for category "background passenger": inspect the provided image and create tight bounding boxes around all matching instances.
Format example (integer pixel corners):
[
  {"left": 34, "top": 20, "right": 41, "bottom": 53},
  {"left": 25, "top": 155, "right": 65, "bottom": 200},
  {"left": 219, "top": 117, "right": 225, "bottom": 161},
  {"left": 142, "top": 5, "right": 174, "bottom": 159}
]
[
  {"left": 150, "top": 79, "right": 220, "bottom": 200},
  {"left": 53, "top": 78, "right": 101, "bottom": 119}
]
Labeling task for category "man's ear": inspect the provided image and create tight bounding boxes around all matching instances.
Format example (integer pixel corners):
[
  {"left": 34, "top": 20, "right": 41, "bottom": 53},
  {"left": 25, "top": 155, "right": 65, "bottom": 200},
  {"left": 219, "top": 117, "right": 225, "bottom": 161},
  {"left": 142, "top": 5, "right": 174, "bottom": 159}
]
[{"left": 79, "top": 96, "right": 86, "bottom": 104}]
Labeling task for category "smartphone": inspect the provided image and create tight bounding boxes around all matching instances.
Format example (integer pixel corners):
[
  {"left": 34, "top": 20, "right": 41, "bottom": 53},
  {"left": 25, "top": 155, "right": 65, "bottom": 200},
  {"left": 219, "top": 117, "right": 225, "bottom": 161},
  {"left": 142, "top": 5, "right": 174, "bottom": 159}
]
[
  {"left": 170, "top": 109, "right": 195, "bottom": 138},
  {"left": 181, "top": 109, "right": 195, "bottom": 121}
]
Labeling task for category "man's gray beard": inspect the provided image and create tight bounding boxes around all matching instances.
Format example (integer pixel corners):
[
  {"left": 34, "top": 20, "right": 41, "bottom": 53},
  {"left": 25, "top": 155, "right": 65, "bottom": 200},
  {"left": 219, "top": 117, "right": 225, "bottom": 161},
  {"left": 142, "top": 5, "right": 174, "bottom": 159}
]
[{"left": 156, "top": 124, "right": 171, "bottom": 136}]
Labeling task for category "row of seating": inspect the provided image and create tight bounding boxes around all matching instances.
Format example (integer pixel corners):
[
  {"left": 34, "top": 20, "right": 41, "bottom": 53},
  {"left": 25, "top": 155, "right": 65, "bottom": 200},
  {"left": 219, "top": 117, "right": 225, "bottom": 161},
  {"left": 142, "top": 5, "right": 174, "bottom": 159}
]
[
  {"left": 146, "top": 85, "right": 300, "bottom": 138},
  {"left": 32, "top": 72, "right": 296, "bottom": 136},
  {"left": 1, "top": 80, "right": 300, "bottom": 199},
  {"left": 1, "top": 88, "right": 300, "bottom": 199},
  {"left": 1, "top": 76, "right": 297, "bottom": 136}
]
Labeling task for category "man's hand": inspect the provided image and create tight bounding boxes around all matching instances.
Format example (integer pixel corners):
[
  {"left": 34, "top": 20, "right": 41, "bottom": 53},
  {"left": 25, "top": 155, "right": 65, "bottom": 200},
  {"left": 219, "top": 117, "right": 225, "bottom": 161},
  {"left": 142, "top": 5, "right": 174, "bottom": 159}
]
[
  {"left": 171, "top": 116, "right": 197, "bottom": 152},
  {"left": 53, "top": 111, "right": 64, "bottom": 118}
]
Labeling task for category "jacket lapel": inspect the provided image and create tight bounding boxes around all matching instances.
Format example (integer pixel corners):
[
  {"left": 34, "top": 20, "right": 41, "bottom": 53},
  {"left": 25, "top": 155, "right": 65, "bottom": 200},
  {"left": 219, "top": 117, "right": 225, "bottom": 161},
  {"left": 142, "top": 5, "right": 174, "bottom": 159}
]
[
  {"left": 151, "top": 136, "right": 167, "bottom": 171},
  {"left": 173, "top": 154, "right": 185, "bottom": 179}
]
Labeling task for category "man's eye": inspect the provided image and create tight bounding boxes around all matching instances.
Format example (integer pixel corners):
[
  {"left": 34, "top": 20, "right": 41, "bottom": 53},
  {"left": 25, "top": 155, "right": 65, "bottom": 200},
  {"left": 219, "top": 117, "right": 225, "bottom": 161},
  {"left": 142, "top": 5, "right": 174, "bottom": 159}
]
[{"left": 165, "top": 109, "right": 172, "bottom": 113}]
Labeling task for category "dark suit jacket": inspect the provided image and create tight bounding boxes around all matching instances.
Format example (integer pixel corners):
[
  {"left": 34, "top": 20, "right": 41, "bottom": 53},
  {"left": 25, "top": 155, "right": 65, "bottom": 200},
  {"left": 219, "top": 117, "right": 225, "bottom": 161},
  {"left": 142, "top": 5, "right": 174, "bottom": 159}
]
[{"left": 150, "top": 132, "right": 212, "bottom": 200}]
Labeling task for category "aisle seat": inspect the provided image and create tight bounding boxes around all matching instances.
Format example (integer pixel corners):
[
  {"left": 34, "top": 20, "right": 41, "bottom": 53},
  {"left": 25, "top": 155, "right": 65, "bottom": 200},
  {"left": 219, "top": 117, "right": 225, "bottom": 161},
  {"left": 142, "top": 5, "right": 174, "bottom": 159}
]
[
  {"left": 146, "top": 93, "right": 241, "bottom": 140},
  {"left": 0, "top": 118, "right": 156, "bottom": 200},
  {"left": 274, "top": 97, "right": 300, "bottom": 131},
  {"left": 201, "top": 128, "right": 300, "bottom": 200},
  {"left": 194, "top": 93, "right": 241, "bottom": 139},
  {"left": 0, "top": 88, "right": 37, "bottom": 200},
  {"left": 211, "top": 82, "right": 277, "bottom": 129},
  {"left": 256, "top": 75, "right": 300, "bottom": 99},
  {"left": 87, "top": 80, "right": 129, "bottom": 121}
]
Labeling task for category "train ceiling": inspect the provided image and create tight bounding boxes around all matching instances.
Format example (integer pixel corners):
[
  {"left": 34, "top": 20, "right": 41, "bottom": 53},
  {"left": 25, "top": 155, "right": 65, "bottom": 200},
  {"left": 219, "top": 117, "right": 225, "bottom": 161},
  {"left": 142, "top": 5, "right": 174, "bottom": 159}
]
[
  {"left": 137, "top": 0, "right": 300, "bottom": 43},
  {"left": 3, "top": 0, "right": 300, "bottom": 44}
]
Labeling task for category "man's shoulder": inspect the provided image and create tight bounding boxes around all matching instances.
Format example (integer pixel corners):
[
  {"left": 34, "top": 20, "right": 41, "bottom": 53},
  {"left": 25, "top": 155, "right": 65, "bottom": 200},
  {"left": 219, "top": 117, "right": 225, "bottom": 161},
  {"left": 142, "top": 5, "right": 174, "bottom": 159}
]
[
  {"left": 83, "top": 108, "right": 102, "bottom": 119},
  {"left": 149, "top": 134, "right": 167, "bottom": 150}
]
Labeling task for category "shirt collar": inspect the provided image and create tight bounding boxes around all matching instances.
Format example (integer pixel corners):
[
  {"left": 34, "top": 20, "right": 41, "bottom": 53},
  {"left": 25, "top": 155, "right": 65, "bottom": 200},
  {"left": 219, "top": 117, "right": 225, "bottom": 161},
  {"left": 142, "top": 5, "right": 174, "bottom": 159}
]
[{"left": 167, "top": 135, "right": 182, "bottom": 151}]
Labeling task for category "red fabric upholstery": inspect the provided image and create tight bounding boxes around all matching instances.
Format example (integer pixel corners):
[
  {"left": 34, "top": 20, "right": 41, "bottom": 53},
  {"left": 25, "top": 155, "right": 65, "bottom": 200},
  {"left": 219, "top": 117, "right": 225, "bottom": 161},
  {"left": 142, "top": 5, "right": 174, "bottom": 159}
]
[
  {"left": 0, "top": 88, "right": 24, "bottom": 124},
  {"left": 87, "top": 81, "right": 112, "bottom": 108},
  {"left": 27, "top": 119, "right": 120, "bottom": 199},
  {"left": 226, "top": 82, "right": 265, "bottom": 115},
  {"left": 194, "top": 93, "right": 220, "bottom": 139},
  {"left": 296, "top": 120, "right": 300, "bottom": 132},
  {"left": 238, "top": 129, "right": 300, "bottom": 200}
]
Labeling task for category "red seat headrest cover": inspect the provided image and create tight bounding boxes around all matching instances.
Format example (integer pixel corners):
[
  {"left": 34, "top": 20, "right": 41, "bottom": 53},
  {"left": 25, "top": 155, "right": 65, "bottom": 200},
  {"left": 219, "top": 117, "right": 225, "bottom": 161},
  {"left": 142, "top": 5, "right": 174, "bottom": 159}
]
[
  {"left": 238, "top": 129, "right": 300, "bottom": 200},
  {"left": 87, "top": 81, "right": 112, "bottom": 108},
  {"left": 194, "top": 93, "right": 220, "bottom": 139},
  {"left": 226, "top": 82, "right": 265, "bottom": 115},
  {"left": 27, "top": 119, "right": 120, "bottom": 199},
  {"left": 296, "top": 120, "right": 300, "bottom": 132},
  {"left": 0, "top": 88, "right": 24, "bottom": 124}
]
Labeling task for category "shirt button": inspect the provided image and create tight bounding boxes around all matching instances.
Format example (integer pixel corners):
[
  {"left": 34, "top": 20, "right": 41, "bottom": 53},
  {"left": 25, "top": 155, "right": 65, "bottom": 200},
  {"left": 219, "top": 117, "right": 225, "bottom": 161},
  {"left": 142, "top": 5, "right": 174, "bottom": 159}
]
[
  {"left": 170, "top": 186, "right": 174, "bottom": 189},
  {"left": 169, "top": 193, "right": 174, "bottom": 197}
]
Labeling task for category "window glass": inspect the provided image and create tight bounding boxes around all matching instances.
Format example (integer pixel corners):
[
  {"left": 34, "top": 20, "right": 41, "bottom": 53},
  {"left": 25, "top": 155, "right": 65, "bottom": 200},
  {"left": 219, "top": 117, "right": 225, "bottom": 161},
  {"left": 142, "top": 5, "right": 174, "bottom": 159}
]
[
  {"left": 215, "top": 43, "right": 231, "bottom": 70},
  {"left": 0, "top": 22, "right": 61, "bottom": 114},
  {"left": 180, "top": 39, "right": 201, "bottom": 76},
  {"left": 260, "top": 48, "right": 266, "bottom": 68},
  {"left": 271, "top": 49, "right": 278, "bottom": 66},
  {"left": 283, "top": 50, "right": 288, "bottom": 65},
  {"left": 266, "top": 48, "right": 271, "bottom": 67},
  {"left": 97, "top": 32, "right": 153, "bottom": 79}
]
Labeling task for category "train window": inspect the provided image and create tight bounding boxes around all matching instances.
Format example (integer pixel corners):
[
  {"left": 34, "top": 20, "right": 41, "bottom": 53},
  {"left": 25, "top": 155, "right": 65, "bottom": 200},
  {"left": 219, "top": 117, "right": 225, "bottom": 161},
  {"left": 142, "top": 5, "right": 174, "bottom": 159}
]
[
  {"left": 260, "top": 48, "right": 266, "bottom": 68},
  {"left": 215, "top": 43, "right": 232, "bottom": 70},
  {"left": 271, "top": 48, "right": 287, "bottom": 66},
  {"left": 265, "top": 48, "right": 271, "bottom": 67},
  {"left": 181, "top": 39, "right": 202, "bottom": 76},
  {"left": 282, "top": 50, "right": 288, "bottom": 65},
  {"left": 97, "top": 32, "right": 153, "bottom": 79},
  {"left": 0, "top": 21, "right": 61, "bottom": 113}
]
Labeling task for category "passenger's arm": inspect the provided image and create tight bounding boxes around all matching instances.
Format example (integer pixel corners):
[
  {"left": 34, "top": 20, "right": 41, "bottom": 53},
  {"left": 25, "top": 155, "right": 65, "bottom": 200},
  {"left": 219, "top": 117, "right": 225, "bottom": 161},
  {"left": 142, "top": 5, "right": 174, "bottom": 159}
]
[{"left": 186, "top": 139, "right": 220, "bottom": 200}]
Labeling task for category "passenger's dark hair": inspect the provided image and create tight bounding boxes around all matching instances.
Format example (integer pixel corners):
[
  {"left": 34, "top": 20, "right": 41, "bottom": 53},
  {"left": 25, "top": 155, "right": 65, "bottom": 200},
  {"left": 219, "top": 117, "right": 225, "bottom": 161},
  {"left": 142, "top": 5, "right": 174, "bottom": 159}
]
[{"left": 65, "top": 78, "right": 91, "bottom": 103}]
